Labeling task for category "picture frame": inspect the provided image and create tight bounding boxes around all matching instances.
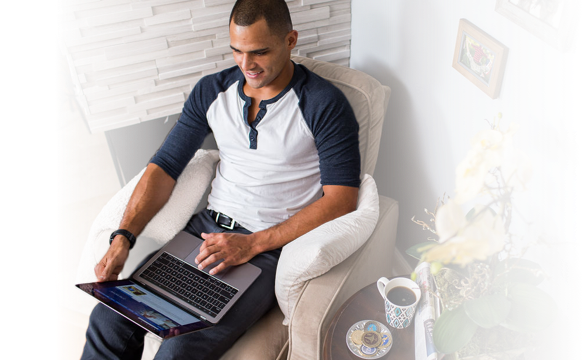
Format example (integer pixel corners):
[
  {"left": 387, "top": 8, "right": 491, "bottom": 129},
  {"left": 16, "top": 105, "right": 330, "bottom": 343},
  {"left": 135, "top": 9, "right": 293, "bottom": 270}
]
[
  {"left": 452, "top": 19, "right": 508, "bottom": 99},
  {"left": 495, "top": 0, "right": 578, "bottom": 51}
]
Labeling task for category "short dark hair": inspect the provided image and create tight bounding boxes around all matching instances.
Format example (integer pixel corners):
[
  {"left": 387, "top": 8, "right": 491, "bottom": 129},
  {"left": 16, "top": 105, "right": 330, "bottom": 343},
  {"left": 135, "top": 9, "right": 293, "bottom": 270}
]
[{"left": 229, "top": 0, "right": 293, "bottom": 39}]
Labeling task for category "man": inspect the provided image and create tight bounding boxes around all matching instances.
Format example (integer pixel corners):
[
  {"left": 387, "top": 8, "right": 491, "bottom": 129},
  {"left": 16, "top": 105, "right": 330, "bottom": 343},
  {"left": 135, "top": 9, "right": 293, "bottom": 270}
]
[{"left": 82, "top": 0, "right": 360, "bottom": 359}]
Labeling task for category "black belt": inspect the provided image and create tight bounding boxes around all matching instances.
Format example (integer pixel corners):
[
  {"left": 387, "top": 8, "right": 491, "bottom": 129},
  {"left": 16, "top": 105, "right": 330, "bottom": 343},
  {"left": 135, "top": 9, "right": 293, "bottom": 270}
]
[{"left": 207, "top": 209, "right": 242, "bottom": 230}]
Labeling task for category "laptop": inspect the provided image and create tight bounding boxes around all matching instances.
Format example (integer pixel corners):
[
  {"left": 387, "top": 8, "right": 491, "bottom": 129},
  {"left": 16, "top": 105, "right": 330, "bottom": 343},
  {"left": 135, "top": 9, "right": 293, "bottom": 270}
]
[{"left": 76, "top": 231, "right": 262, "bottom": 339}]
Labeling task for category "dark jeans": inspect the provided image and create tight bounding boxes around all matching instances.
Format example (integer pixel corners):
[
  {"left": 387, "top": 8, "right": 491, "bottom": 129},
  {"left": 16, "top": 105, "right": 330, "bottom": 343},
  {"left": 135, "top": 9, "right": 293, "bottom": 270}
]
[{"left": 81, "top": 210, "right": 281, "bottom": 360}]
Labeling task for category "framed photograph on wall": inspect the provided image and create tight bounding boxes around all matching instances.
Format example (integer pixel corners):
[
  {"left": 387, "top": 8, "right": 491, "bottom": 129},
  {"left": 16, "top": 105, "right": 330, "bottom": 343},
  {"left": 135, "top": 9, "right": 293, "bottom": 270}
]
[
  {"left": 495, "top": 0, "right": 578, "bottom": 51},
  {"left": 452, "top": 19, "right": 508, "bottom": 99}
]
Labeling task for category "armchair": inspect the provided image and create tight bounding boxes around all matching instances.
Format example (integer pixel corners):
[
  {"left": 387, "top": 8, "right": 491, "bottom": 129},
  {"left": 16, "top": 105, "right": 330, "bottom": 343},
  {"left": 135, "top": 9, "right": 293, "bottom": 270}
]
[{"left": 77, "top": 56, "right": 398, "bottom": 360}]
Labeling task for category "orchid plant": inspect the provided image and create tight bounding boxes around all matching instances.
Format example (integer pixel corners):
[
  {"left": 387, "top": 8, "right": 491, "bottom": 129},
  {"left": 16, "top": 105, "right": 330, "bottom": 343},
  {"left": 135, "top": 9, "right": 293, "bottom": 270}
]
[{"left": 409, "top": 115, "right": 556, "bottom": 358}]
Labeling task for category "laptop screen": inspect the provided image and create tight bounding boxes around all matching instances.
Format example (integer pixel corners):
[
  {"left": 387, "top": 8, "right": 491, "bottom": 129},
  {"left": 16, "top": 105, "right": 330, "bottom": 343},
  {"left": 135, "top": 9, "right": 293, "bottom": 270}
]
[{"left": 77, "top": 279, "right": 211, "bottom": 339}]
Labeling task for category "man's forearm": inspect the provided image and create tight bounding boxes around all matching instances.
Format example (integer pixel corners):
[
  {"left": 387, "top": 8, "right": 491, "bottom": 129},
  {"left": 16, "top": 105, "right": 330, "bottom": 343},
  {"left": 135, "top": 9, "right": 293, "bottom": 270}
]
[
  {"left": 114, "top": 163, "right": 176, "bottom": 245},
  {"left": 251, "top": 185, "right": 359, "bottom": 254},
  {"left": 97, "top": 163, "right": 176, "bottom": 280}
]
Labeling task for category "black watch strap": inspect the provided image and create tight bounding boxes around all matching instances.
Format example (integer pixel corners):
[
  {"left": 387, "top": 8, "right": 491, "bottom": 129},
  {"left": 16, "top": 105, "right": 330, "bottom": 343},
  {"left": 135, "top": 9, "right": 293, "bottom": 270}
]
[{"left": 110, "top": 229, "right": 137, "bottom": 249}]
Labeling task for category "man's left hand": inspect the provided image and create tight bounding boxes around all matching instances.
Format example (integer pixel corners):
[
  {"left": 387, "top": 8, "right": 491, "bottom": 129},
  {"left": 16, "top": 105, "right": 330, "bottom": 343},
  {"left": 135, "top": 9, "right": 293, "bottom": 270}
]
[{"left": 195, "top": 232, "right": 258, "bottom": 275}]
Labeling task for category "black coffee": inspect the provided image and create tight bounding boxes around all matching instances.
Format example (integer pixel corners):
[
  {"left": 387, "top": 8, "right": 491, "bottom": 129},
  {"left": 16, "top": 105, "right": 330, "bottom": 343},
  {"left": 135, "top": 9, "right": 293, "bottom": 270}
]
[{"left": 386, "top": 286, "right": 416, "bottom": 306}]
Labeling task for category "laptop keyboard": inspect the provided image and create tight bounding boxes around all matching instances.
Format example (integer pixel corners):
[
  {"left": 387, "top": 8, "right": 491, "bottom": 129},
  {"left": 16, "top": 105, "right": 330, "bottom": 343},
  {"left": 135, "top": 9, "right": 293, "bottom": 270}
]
[{"left": 139, "top": 252, "right": 238, "bottom": 317}]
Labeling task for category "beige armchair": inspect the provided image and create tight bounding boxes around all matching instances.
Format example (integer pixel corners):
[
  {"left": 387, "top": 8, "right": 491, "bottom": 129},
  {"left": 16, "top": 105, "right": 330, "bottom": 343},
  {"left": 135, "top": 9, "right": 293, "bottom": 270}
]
[{"left": 87, "top": 56, "right": 398, "bottom": 360}]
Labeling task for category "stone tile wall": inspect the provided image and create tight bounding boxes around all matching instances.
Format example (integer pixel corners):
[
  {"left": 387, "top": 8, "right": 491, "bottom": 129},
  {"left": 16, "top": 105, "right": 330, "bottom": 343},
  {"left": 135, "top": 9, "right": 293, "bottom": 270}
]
[{"left": 61, "top": 0, "right": 351, "bottom": 133}]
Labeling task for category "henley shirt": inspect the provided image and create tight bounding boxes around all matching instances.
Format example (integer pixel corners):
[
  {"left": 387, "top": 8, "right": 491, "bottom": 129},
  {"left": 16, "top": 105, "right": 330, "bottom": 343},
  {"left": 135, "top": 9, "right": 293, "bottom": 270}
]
[{"left": 150, "top": 61, "right": 361, "bottom": 232}]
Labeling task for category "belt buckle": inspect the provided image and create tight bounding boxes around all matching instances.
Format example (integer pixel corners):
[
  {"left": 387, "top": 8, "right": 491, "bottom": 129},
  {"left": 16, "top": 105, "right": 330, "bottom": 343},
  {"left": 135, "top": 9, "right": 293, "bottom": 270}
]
[{"left": 215, "top": 212, "right": 235, "bottom": 230}]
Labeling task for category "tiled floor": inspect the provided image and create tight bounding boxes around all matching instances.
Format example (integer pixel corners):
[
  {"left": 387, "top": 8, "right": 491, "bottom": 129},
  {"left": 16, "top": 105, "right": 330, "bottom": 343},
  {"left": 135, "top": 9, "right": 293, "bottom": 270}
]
[{"left": 55, "top": 59, "right": 121, "bottom": 359}]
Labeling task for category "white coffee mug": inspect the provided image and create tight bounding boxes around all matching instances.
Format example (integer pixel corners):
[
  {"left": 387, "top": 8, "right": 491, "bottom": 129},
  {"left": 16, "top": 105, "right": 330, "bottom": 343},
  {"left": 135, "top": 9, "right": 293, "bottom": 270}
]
[{"left": 377, "top": 277, "right": 421, "bottom": 329}]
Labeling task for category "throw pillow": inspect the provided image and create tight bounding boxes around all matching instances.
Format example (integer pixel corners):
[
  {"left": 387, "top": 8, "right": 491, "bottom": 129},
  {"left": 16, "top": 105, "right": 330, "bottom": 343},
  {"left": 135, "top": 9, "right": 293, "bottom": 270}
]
[{"left": 275, "top": 174, "right": 379, "bottom": 325}]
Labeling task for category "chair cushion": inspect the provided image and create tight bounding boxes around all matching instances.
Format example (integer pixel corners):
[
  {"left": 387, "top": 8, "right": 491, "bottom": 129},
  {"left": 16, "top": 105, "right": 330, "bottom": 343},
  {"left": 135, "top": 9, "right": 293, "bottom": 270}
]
[
  {"left": 274, "top": 174, "right": 380, "bottom": 325},
  {"left": 137, "top": 150, "right": 218, "bottom": 242}
]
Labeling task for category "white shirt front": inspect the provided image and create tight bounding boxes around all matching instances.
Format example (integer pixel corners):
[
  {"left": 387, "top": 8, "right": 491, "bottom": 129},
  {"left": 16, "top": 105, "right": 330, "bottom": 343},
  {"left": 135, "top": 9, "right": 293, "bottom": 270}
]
[
  {"left": 207, "top": 81, "right": 322, "bottom": 232},
  {"left": 150, "top": 63, "right": 361, "bottom": 233}
]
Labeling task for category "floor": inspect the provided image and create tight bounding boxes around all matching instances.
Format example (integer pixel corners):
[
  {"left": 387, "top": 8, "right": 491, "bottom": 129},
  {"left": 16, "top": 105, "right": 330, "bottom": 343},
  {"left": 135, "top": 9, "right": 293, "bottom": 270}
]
[{"left": 54, "top": 59, "right": 122, "bottom": 359}]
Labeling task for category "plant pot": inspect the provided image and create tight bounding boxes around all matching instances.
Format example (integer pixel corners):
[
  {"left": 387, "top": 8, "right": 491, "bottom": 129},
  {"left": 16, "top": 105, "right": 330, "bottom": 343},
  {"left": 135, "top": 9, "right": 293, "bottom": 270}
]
[
  {"left": 443, "top": 326, "right": 532, "bottom": 360},
  {"left": 435, "top": 269, "right": 536, "bottom": 360}
]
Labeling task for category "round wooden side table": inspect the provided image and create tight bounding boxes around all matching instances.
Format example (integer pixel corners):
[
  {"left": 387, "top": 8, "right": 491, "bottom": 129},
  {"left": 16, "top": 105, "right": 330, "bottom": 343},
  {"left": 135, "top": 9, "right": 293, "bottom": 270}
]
[{"left": 322, "top": 281, "right": 415, "bottom": 360}]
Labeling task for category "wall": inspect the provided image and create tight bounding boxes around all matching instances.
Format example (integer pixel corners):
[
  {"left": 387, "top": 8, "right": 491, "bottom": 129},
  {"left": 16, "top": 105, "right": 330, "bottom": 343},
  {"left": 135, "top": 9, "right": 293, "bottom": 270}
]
[
  {"left": 62, "top": 0, "right": 352, "bottom": 133},
  {"left": 351, "top": 0, "right": 584, "bottom": 357}
]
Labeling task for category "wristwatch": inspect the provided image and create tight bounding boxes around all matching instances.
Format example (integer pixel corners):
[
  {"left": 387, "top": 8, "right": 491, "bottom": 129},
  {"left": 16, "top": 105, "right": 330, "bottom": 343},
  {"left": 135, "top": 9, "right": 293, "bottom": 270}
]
[{"left": 109, "top": 229, "right": 137, "bottom": 249}]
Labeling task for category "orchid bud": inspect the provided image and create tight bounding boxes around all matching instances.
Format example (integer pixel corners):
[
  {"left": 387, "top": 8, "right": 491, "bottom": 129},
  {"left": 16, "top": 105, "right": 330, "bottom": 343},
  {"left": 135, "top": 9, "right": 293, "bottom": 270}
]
[{"left": 430, "top": 262, "right": 443, "bottom": 275}]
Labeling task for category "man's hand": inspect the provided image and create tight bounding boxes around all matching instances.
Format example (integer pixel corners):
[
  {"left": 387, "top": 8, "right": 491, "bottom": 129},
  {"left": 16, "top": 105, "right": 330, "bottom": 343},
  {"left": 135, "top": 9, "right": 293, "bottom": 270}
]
[
  {"left": 94, "top": 236, "right": 130, "bottom": 282},
  {"left": 194, "top": 185, "right": 358, "bottom": 276},
  {"left": 195, "top": 232, "right": 259, "bottom": 275},
  {"left": 92, "top": 163, "right": 176, "bottom": 282}
]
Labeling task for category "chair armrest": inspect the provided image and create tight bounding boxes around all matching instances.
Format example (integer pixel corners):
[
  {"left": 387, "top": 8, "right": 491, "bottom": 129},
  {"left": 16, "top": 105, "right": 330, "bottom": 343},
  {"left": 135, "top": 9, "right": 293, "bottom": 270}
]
[{"left": 286, "top": 196, "right": 398, "bottom": 360}]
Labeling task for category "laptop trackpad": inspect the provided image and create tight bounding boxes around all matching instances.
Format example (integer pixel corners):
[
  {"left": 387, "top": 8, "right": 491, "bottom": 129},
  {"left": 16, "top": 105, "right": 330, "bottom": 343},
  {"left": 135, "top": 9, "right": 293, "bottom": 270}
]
[{"left": 184, "top": 243, "right": 226, "bottom": 278}]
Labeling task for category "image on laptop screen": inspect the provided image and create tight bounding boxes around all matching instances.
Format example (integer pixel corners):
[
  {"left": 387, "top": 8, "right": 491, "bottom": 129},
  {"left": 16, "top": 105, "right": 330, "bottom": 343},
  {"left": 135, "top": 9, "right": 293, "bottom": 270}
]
[{"left": 78, "top": 279, "right": 211, "bottom": 339}]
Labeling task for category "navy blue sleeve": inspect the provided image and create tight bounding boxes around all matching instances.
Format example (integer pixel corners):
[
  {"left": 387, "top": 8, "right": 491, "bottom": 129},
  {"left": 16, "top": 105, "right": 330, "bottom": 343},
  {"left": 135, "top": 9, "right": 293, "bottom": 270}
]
[
  {"left": 149, "top": 79, "right": 212, "bottom": 181},
  {"left": 295, "top": 66, "right": 361, "bottom": 188}
]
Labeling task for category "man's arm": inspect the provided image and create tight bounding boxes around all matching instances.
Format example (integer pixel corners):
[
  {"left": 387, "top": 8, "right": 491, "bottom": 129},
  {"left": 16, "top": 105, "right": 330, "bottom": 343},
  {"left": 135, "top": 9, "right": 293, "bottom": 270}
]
[
  {"left": 94, "top": 163, "right": 176, "bottom": 281},
  {"left": 195, "top": 184, "right": 359, "bottom": 275}
]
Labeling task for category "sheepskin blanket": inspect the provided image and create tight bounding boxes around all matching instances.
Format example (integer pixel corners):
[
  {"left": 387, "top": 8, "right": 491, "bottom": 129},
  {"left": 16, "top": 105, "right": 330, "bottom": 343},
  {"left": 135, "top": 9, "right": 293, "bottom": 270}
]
[{"left": 75, "top": 150, "right": 219, "bottom": 283}]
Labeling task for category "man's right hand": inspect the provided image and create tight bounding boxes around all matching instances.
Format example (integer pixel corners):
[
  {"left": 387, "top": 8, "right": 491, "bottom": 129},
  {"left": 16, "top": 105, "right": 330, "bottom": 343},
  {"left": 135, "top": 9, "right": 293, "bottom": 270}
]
[
  {"left": 94, "top": 235, "right": 130, "bottom": 282},
  {"left": 92, "top": 163, "right": 176, "bottom": 282}
]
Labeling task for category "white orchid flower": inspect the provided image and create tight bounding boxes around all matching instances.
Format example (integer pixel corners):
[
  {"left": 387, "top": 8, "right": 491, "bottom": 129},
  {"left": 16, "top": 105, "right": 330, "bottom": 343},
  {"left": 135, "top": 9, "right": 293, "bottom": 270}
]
[
  {"left": 471, "top": 129, "right": 505, "bottom": 168},
  {"left": 455, "top": 151, "right": 489, "bottom": 204},
  {"left": 435, "top": 200, "right": 466, "bottom": 243},
  {"left": 424, "top": 204, "right": 505, "bottom": 265},
  {"left": 501, "top": 149, "right": 532, "bottom": 192},
  {"left": 455, "top": 124, "right": 520, "bottom": 203}
]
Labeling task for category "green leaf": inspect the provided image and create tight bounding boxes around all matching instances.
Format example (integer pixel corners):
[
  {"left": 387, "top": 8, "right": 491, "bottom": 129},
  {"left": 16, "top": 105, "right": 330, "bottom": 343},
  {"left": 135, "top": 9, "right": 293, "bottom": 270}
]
[
  {"left": 500, "top": 283, "right": 557, "bottom": 332},
  {"left": 494, "top": 258, "right": 545, "bottom": 286},
  {"left": 433, "top": 306, "right": 478, "bottom": 354},
  {"left": 406, "top": 241, "right": 437, "bottom": 260},
  {"left": 464, "top": 294, "right": 511, "bottom": 328}
]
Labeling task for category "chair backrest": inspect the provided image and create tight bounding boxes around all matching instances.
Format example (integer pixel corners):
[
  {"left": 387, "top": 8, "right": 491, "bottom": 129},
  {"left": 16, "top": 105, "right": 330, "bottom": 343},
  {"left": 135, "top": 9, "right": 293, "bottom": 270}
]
[{"left": 291, "top": 56, "right": 391, "bottom": 177}]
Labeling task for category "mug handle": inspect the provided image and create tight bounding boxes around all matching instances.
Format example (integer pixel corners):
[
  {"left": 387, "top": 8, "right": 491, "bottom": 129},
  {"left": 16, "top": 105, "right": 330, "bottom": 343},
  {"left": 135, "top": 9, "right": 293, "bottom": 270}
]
[{"left": 377, "top": 277, "right": 390, "bottom": 299}]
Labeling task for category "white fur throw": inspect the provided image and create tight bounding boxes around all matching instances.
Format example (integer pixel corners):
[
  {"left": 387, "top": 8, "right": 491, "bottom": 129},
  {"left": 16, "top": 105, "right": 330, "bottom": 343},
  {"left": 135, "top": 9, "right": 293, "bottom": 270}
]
[
  {"left": 76, "top": 149, "right": 219, "bottom": 283},
  {"left": 275, "top": 174, "right": 379, "bottom": 325}
]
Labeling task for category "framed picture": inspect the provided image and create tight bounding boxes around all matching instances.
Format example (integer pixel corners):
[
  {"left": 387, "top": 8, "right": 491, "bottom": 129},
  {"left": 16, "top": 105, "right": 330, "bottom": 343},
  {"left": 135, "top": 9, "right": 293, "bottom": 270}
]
[
  {"left": 452, "top": 19, "right": 508, "bottom": 99},
  {"left": 495, "top": 0, "right": 578, "bottom": 51}
]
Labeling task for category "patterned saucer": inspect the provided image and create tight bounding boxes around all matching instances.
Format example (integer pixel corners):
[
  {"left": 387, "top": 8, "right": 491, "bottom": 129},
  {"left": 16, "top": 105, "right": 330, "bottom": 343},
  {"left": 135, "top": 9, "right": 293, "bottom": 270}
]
[{"left": 346, "top": 320, "right": 392, "bottom": 359}]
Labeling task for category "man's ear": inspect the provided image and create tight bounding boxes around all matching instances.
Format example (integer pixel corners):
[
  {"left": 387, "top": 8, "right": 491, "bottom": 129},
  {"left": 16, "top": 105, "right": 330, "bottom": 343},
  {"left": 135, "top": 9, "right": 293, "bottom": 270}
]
[{"left": 286, "top": 30, "right": 298, "bottom": 50}]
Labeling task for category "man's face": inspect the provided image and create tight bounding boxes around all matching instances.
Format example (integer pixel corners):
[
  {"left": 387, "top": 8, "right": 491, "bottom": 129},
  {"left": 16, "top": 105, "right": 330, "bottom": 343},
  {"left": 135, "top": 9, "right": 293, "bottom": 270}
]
[{"left": 229, "top": 18, "right": 297, "bottom": 91}]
